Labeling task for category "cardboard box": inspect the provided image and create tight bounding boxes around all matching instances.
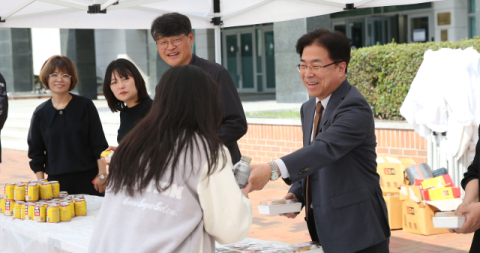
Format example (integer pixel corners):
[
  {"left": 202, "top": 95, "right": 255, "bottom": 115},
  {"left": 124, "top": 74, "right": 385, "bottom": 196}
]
[
  {"left": 420, "top": 174, "right": 454, "bottom": 190},
  {"left": 377, "top": 155, "right": 405, "bottom": 194},
  {"left": 383, "top": 195, "right": 403, "bottom": 229},
  {"left": 423, "top": 187, "right": 461, "bottom": 201},
  {"left": 402, "top": 199, "right": 450, "bottom": 235},
  {"left": 398, "top": 158, "right": 416, "bottom": 169},
  {"left": 399, "top": 185, "right": 423, "bottom": 202}
]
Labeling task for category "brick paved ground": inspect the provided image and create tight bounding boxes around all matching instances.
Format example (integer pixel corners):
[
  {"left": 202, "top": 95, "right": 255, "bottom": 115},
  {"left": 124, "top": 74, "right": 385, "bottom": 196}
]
[{"left": 0, "top": 149, "right": 475, "bottom": 252}]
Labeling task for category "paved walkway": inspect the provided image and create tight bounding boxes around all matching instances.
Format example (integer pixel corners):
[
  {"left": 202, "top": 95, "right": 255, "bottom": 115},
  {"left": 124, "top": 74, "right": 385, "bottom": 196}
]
[{"left": 0, "top": 149, "right": 475, "bottom": 252}]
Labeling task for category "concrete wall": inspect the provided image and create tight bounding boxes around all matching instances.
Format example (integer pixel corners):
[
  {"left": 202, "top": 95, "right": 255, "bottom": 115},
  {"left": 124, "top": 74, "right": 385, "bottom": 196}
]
[
  {"left": 274, "top": 16, "right": 330, "bottom": 103},
  {"left": 60, "top": 29, "right": 98, "bottom": 99},
  {"left": 194, "top": 29, "right": 215, "bottom": 62},
  {"left": 0, "top": 28, "right": 34, "bottom": 93},
  {"left": 95, "top": 29, "right": 150, "bottom": 95},
  {"left": 146, "top": 29, "right": 170, "bottom": 99},
  {"left": 477, "top": 0, "right": 480, "bottom": 37},
  {"left": 433, "top": 0, "right": 469, "bottom": 42}
]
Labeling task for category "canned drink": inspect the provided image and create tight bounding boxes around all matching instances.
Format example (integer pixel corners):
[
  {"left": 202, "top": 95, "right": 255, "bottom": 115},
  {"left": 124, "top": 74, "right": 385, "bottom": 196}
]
[
  {"left": 4, "top": 200, "right": 14, "bottom": 216},
  {"left": 25, "top": 203, "right": 35, "bottom": 220},
  {"left": 25, "top": 183, "right": 39, "bottom": 202},
  {"left": 40, "top": 182, "right": 53, "bottom": 200},
  {"left": 74, "top": 195, "right": 85, "bottom": 200},
  {"left": 4, "top": 183, "right": 15, "bottom": 200},
  {"left": 232, "top": 155, "right": 252, "bottom": 189},
  {"left": 67, "top": 200, "right": 75, "bottom": 217},
  {"left": 0, "top": 197, "right": 5, "bottom": 213},
  {"left": 34, "top": 203, "right": 46, "bottom": 222},
  {"left": 49, "top": 181, "right": 60, "bottom": 198},
  {"left": 59, "top": 191, "right": 68, "bottom": 198},
  {"left": 14, "top": 201, "right": 24, "bottom": 219},
  {"left": 100, "top": 150, "right": 114, "bottom": 165},
  {"left": 59, "top": 202, "right": 71, "bottom": 221},
  {"left": 74, "top": 198, "right": 87, "bottom": 216},
  {"left": 46, "top": 204, "right": 60, "bottom": 223},
  {"left": 14, "top": 183, "right": 26, "bottom": 201},
  {"left": 20, "top": 203, "right": 26, "bottom": 219}
]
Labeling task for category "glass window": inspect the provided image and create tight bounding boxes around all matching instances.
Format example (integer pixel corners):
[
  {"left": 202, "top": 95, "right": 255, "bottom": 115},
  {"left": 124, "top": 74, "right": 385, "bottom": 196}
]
[
  {"left": 411, "top": 17, "right": 429, "bottom": 42},
  {"left": 334, "top": 24, "right": 346, "bottom": 35},
  {"left": 469, "top": 0, "right": 476, "bottom": 13},
  {"left": 470, "top": 17, "right": 476, "bottom": 38}
]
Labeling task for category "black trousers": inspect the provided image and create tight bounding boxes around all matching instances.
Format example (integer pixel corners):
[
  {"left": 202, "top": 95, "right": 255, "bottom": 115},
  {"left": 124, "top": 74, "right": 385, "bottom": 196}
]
[
  {"left": 48, "top": 169, "right": 104, "bottom": 197},
  {"left": 470, "top": 230, "right": 480, "bottom": 253},
  {"left": 306, "top": 210, "right": 390, "bottom": 253}
]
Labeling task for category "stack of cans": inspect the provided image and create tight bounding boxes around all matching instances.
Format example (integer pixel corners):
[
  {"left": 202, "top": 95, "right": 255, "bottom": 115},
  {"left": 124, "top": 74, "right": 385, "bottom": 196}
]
[{"left": 0, "top": 180, "right": 88, "bottom": 223}]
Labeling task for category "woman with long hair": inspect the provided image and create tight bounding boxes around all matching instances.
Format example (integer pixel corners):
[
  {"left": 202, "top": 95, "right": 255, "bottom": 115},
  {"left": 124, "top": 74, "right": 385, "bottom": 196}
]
[
  {"left": 28, "top": 55, "right": 108, "bottom": 195},
  {"left": 103, "top": 58, "right": 152, "bottom": 143},
  {"left": 89, "top": 65, "right": 252, "bottom": 252}
]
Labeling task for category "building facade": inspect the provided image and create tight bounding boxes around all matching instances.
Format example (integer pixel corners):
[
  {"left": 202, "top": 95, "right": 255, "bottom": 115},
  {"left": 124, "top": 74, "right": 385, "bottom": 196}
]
[{"left": 0, "top": 0, "right": 478, "bottom": 102}]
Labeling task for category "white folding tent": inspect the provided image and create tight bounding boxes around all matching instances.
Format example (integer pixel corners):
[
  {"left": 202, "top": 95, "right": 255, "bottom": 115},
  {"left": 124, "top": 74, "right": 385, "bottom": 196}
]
[{"left": 0, "top": 0, "right": 440, "bottom": 64}]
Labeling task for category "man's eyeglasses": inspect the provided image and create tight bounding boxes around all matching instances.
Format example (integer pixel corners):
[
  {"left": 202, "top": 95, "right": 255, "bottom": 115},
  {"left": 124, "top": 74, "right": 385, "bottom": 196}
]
[
  {"left": 297, "top": 61, "right": 342, "bottom": 73},
  {"left": 156, "top": 34, "right": 187, "bottom": 50},
  {"left": 49, "top": 73, "right": 72, "bottom": 80}
]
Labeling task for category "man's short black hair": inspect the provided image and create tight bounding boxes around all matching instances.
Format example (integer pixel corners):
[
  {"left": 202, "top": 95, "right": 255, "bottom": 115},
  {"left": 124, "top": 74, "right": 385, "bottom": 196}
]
[
  {"left": 296, "top": 28, "right": 351, "bottom": 73},
  {"left": 151, "top": 12, "right": 192, "bottom": 41}
]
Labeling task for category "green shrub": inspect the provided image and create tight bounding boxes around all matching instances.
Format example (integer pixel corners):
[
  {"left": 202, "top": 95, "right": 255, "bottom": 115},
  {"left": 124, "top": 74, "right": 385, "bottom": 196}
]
[{"left": 348, "top": 37, "right": 480, "bottom": 120}]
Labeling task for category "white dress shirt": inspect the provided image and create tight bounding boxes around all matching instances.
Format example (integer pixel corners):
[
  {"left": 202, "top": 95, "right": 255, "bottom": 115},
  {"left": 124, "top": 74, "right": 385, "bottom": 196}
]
[{"left": 275, "top": 95, "right": 331, "bottom": 179}]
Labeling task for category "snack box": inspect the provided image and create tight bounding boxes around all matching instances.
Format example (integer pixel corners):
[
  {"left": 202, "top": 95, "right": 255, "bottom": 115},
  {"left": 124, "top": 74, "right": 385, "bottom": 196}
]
[
  {"left": 258, "top": 199, "right": 302, "bottom": 215},
  {"left": 422, "top": 187, "right": 461, "bottom": 201},
  {"left": 432, "top": 211, "right": 466, "bottom": 229}
]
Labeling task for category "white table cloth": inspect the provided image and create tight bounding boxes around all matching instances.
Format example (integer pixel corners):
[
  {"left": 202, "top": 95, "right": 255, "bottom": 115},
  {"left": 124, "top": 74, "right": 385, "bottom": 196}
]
[
  {"left": 0, "top": 196, "right": 314, "bottom": 253},
  {"left": 0, "top": 195, "right": 102, "bottom": 253}
]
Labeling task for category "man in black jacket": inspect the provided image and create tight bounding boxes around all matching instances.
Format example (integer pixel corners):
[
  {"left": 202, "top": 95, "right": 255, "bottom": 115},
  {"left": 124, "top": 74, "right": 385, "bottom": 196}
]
[
  {"left": 151, "top": 13, "right": 247, "bottom": 164},
  {"left": 0, "top": 73, "right": 8, "bottom": 163}
]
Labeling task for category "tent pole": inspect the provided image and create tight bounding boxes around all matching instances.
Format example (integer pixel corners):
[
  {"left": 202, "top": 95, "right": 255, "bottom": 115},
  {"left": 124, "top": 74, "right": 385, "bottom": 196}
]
[
  {"left": 211, "top": 0, "right": 222, "bottom": 64},
  {"left": 214, "top": 26, "right": 221, "bottom": 64}
]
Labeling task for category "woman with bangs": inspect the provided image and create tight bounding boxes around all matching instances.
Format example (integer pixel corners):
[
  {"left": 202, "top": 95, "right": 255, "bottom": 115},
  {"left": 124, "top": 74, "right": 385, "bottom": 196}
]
[
  {"left": 103, "top": 58, "right": 152, "bottom": 144},
  {"left": 27, "top": 55, "right": 108, "bottom": 196},
  {"left": 89, "top": 65, "right": 252, "bottom": 253}
]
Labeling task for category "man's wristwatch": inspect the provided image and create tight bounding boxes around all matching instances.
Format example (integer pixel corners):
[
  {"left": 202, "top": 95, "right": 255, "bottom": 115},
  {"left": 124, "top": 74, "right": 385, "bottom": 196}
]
[
  {"left": 98, "top": 174, "right": 107, "bottom": 180},
  {"left": 267, "top": 162, "right": 280, "bottom": 181}
]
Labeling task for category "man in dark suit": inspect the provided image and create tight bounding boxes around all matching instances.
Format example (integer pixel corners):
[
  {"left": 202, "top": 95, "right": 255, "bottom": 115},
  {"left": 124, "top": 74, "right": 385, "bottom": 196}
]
[
  {"left": 151, "top": 12, "right": 247, "bottom": 164},
  {"left": 0, "top": 73, "right": 8, "bottom": 163},
  {"left": 249, "top": 28, "right": 390, "bottom": 253}
]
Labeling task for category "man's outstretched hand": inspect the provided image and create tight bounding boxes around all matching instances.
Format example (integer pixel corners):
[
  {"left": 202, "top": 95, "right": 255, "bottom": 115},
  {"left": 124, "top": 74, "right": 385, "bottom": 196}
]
[{"left": 248, "top": 163, "right": 272, "bottom": 192}]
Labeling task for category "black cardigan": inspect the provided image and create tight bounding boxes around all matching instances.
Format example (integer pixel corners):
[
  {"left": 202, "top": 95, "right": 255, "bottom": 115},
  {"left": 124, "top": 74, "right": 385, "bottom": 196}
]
[
  {"left": 27, "top": 94, "right": 108, "bottom": 176},
  {"left": 189, "top": 54, "right": 247, "bottom": 164},
  {"left": 461, "top": 127, "right": 480, "bottom": 253},
  {"left": 117, "top": 97, "right": 152, "bottom": 143}
]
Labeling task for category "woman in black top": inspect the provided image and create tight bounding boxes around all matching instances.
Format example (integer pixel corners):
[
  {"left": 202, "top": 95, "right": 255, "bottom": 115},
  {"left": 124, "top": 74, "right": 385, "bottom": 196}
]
[
  {"left": 103, "top": 59, "right": 152, "bottom": 144},
  {"left": 455, "top": 127, "right": 480, "bottom": 253},
  {"left": 27, "top": 55, "right": 108, "bottom": 196}
]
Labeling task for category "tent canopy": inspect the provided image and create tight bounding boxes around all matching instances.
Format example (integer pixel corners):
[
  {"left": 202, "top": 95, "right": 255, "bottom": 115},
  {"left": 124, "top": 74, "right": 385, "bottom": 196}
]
[{"left": 0, "top": 0, "right": 439, "bottom": 29}]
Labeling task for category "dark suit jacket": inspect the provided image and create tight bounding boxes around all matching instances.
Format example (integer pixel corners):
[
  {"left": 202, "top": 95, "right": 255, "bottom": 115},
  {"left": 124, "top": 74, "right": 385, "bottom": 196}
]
[
  {"left": 461, "top": 127, "right": 480, "bottom": 253},
  {"left": 0, "top": 73, "right": 8, "bottom": 163},
  {"left": 189, "top": 54, "right": 247, "bottom": 164},
  {"left": 282, "top": 80, "right": 390, "bottom": 253}
]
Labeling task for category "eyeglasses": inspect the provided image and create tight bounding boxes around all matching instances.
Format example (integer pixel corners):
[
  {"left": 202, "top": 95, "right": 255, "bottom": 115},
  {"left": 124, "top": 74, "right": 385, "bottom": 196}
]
[
  {"left": 297, "top": 61, "right": 342, "bottom": 73},
  {"left": 49, "top": 73, "right": 72, "bottom": 80},
  {"left": 156, "top": 34, "right": 187, "bottom": 50}
]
